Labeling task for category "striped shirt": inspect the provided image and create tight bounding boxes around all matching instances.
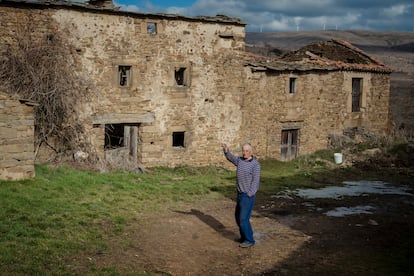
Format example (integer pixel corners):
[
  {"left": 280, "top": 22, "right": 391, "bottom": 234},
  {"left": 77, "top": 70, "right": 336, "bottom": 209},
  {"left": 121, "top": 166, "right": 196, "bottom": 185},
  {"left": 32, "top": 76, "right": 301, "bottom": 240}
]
[{"left": 224, "top": 151, "right": 260, "bottom": 197}]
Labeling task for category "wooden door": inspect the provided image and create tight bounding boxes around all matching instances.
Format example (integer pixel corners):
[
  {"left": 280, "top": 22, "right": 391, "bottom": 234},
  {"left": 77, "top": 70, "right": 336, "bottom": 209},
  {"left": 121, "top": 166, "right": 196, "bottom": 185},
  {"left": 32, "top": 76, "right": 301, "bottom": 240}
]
[{"left": 281, "top": 129, "right": 299, "bottom": 161}]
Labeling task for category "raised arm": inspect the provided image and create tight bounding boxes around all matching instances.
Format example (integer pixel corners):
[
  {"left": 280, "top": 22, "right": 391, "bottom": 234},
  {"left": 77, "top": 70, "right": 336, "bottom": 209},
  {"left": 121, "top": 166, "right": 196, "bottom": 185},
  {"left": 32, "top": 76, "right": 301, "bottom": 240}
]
[{"left": 222, "top": 143, "right": 239, "bottom": 166}]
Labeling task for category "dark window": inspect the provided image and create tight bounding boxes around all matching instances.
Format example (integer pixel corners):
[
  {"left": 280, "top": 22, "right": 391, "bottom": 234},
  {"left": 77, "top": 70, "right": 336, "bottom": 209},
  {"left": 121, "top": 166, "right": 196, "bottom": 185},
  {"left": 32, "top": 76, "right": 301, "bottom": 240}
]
[
  {"left": 147, "top": 22, "right": 157, "bottom": 35},
  {"left": 352, "top": 78, "right": 362, "bottom": 112},
  {"left": 118, "top": 66, "right": 131, "bottom": 87},
  {"left": 175, "top": 67, "right": 187, "bottom": 86},
  {"left": 105, "top": 124, "right": 125, "bottom": 149},
  {"left": 289, "top": 77, "right": 296, "bottom": 94},
  {"left": 172, "top": 131, "right": 185, "bottom": 147},
  {"left": 281, "top": 129, "right": 299, "bottom": 161}
]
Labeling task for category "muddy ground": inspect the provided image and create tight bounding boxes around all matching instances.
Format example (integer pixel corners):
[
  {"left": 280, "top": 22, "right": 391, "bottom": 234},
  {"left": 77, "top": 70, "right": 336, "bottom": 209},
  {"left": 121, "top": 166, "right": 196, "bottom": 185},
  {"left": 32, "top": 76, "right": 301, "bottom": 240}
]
[{"left": 68, "top": 172, "right": 414, "bottom": 275}]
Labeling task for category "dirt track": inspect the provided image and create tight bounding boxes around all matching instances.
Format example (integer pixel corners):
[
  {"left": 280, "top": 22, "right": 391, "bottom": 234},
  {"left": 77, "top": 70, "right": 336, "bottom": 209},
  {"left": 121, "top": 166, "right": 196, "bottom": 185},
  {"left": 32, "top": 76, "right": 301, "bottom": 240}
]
[{"left": 68, "top": 181, "right": 414, "bottom": 275}]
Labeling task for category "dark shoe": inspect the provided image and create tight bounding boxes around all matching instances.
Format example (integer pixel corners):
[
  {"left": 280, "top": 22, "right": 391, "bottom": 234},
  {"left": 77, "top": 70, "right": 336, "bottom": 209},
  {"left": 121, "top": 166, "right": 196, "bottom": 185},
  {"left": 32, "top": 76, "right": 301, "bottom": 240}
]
[
  {"left": 234, "top": 238, "right": 244, "bottom": 243},
  {"left": 239, "top": 241, "right": 254, "bottom": 248}
]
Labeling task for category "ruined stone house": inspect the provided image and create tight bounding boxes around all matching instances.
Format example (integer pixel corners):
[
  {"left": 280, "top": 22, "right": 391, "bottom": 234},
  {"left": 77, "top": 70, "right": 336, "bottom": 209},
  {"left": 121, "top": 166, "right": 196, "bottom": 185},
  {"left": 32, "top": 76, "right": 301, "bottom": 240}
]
[
  {"left": 0, "top": 0, "right": 392, "bottom": 171},
  {"left": 242, "top": 40, "right": 392, "bottom": 161}
]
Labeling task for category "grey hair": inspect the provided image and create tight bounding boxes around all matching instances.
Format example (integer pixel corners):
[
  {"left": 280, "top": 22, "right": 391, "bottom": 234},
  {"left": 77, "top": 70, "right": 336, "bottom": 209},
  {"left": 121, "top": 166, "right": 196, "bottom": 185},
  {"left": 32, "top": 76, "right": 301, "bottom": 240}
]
[{"left": 242, "top": 142, "right": 253, "bottom": 151}]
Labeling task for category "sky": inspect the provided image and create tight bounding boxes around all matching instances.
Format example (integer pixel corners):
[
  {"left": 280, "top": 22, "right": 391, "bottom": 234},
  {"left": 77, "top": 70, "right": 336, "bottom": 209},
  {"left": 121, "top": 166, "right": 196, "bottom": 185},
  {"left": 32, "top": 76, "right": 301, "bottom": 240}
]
[{"left": 112, "top": 0, "right": 414, "bottom": 32}]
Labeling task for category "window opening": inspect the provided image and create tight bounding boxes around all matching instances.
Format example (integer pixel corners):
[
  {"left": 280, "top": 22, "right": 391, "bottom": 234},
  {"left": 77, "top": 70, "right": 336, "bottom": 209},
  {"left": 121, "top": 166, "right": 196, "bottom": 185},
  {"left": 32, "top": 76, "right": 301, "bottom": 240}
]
[
  {"left": 105, "top": 124, "right": 125, "bottom": 149},
  {"left": 172, "top": 131, "right": 185, "bottom": 147},
  {"left": 118, "top": 66, "right": 131, "bottom": 87},
  {"left": 147, "top": 22, "right": 157, "bottom": 35},
  {"left": 352, "top": 78, "right": 362, "bottom": 112},
  {"left": 280, "top": 129, "right": 299, "bottom": 161},
  {"left": 175, "top": 67, "right": 187, "bottom": 86},
  {"left": 289, "top": 77, "right": 296, "bottom": 94}
]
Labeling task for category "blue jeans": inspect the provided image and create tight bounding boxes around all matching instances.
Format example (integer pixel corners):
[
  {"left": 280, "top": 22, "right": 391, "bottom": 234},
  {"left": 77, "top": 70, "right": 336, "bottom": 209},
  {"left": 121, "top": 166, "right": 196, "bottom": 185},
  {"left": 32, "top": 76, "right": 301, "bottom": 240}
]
[{"left": 235, "top": 192, "right": 255, "bottom": 244}]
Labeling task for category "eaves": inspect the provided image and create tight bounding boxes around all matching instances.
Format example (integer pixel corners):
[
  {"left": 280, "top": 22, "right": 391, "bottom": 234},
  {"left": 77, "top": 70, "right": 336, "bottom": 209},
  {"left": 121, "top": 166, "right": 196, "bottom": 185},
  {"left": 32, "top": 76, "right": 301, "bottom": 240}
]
[{"left": 0, "top": 0, "right": 246, "bottom": 26}]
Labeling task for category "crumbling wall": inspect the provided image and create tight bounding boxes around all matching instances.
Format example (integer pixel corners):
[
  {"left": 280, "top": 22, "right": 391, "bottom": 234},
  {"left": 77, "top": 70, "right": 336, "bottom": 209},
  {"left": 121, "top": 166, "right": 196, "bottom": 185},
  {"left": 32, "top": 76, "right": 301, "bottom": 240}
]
[
  {"left": 1, "top": 3, "right": 246, "bottom": 168},
  {"left": 0, "top": 2, "right": 391, "bottom": 168},
  {"left": 242, "top": 68, "right": 391, "bottom": 159},
  {"left": 0, "top": 92, "right": 36, "bottom": 180},
  {"left": 50, "top": 8, "right": 246, "bottom": 167}
]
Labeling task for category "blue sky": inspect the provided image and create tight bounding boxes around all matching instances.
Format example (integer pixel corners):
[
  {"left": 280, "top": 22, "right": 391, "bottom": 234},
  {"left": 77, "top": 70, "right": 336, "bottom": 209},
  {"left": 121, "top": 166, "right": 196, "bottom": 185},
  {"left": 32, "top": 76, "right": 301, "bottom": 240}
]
[{"left": 113, "top": 0, "right": 414, "bottom": 32}]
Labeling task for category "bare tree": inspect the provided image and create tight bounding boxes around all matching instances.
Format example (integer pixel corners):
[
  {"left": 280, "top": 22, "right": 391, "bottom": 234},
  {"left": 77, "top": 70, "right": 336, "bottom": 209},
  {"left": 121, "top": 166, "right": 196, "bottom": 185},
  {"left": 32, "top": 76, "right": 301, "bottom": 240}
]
[{"left": 0, "top": 21, "right": 90, "bottom": 158}]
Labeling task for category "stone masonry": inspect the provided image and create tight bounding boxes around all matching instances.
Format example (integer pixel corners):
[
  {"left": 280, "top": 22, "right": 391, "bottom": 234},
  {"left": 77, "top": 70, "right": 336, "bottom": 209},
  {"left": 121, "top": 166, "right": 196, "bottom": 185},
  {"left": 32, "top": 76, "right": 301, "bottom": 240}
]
[
  {"left": 0, "top": 0, "right": 392, "bottom": 171},
  {"left": 242, "top": 69, "right": 391, "bottom": 160},
  {"left": 0, "top": 92, "right": 36, "bottom": 180}
]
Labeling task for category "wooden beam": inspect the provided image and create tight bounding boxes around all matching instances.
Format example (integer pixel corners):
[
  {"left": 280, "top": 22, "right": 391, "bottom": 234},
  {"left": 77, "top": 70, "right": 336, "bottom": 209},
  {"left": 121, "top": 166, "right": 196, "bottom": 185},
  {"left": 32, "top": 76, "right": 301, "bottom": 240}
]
[{"left": 92, "top": 113, "right": 155, "bottom": 124}]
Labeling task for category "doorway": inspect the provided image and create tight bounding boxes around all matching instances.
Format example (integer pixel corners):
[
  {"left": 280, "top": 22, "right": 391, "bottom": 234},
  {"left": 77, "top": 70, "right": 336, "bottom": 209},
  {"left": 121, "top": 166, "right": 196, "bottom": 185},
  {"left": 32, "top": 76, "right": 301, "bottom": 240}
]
[
  {"left": 104, "top": 124, "right": 140, "bottom": 167},
  {"left": 281, "top": 128, "right": 299, "bottom": 161}
]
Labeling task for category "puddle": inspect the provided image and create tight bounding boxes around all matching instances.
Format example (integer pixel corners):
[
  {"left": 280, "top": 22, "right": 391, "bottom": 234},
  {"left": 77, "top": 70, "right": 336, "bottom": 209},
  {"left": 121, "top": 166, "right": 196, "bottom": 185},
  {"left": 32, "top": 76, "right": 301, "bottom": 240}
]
[
  {"left": 324, "top": 205, "right": 375, "bottom": 217},
  {"left": 291, "top": 180, "right": 413, "bottom": 217},
  {"left": 294, "top": 180, "right": 413, "bottom": 199}
]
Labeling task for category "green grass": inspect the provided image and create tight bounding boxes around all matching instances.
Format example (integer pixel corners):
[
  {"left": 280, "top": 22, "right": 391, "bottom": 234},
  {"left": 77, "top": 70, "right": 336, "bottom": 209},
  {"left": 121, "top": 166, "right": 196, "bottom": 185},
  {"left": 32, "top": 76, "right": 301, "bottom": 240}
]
[
  {"left": 0, "top": 164, "right": 230, "bottom": 273},
  {"left": 0, "top": 151, "right": 411, "bottom": 274},
  {"left": 0, "top": 164, "right": 237, "bottom": 274}
]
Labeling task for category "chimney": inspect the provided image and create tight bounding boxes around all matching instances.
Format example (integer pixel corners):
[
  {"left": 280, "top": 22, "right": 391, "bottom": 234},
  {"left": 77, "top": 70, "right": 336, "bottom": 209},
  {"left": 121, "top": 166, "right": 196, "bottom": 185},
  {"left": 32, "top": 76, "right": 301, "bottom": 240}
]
[{"left": 88, "top": 0, "right": 115, "bottom": 9}]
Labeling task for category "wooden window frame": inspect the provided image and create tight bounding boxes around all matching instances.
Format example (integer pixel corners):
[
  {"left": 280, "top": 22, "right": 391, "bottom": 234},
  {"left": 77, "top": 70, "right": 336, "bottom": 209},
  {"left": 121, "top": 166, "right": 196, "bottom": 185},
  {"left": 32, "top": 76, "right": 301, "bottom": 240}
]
[
  {"left": 147, "top": 22, "right": 157, "bottom": 35},
  {"left": 352, "top": 78, "right": 363, "bottom": 112},
  {"left": 289, "top": 77, "right": 297, "bottom": 94},
  {"left": 175, "top": 67, "right": 190, "bottom": 87},
  {"left": 118, "top": 65, "right": 131, "bottom": 87}
]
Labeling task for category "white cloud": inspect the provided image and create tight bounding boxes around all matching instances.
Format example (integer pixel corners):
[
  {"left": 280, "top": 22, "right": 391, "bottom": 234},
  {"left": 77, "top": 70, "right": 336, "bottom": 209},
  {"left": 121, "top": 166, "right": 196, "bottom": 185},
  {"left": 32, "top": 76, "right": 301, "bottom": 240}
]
[
  {"left": 382, "top": 4, "right": 408, "bottom": 17},
  {"left": 120, "top": 4, "right": 141, "bottom": 12},
  {"left": 115, "top": 0, "right": 414, "bottom": 32}
]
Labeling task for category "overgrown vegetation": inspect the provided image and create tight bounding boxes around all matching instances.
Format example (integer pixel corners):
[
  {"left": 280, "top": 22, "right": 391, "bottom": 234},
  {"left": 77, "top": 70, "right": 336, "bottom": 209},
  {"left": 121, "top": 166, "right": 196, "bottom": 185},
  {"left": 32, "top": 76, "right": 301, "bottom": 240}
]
[{"left": 0, "top": 17, "right": 89, "bottom": 156}]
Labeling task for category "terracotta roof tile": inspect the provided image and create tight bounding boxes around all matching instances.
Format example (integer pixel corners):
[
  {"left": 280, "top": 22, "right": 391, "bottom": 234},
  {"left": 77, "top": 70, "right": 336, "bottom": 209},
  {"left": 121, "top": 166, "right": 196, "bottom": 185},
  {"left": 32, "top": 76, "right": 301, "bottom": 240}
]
[{"left": 246, "top": 39, "right": 392, "bottom": 73}]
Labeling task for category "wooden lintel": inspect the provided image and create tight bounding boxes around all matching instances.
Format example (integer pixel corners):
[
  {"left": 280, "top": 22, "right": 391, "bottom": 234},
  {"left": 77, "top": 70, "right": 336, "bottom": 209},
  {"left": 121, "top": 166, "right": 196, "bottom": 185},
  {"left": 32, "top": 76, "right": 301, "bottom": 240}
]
[{"left": 92, "top": 113, "right": 155, "bottom": 124}]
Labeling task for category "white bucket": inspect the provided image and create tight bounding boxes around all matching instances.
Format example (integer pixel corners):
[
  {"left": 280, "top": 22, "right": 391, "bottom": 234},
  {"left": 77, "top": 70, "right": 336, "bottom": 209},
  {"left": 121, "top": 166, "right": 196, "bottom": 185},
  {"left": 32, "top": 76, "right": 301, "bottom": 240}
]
[{"left": 334, "top": 153, "right": 343, "bottom": 164}]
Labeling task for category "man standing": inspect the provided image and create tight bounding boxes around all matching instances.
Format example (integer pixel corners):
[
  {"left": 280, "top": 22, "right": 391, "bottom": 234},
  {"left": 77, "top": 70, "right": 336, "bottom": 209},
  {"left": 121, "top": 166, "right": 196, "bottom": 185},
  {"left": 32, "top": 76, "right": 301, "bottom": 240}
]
[{"left": 222, "top": 143, "right": 260, "bottom": 248}]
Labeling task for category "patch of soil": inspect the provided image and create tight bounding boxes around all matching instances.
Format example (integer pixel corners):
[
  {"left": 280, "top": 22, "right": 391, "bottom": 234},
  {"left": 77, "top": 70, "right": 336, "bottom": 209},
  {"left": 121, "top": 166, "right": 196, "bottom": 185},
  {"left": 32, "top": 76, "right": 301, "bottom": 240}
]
[{"left": 68, "top": 180, "right": 414, "bottom": 275}]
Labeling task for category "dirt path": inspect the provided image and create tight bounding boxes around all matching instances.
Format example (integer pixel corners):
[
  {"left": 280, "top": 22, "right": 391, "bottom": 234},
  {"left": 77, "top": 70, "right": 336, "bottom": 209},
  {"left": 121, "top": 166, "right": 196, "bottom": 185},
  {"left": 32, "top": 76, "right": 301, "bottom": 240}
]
[
  {"left": 72, "top": 198, "right": 311, "bottom": 275},
  {"left": 134, "top": 200, "right": 311, "bottom": 275},
  {"left": 69, "top": 187, "right": 414, "bottom": 275}
]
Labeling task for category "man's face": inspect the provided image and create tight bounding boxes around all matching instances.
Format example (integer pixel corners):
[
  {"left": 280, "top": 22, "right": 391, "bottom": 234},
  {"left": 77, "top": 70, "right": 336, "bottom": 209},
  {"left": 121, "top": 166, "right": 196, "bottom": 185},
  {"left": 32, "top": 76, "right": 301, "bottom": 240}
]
[{"left": 242, "top": 146, "right": 252, "bottom": 160}]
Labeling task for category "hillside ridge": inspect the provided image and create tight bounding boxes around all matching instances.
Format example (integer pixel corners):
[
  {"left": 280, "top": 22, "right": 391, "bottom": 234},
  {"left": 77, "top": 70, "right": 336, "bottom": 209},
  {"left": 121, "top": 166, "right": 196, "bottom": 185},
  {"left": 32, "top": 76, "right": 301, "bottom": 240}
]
[{"left": 246, "top": 30, "right": 414, "bottom": 51}]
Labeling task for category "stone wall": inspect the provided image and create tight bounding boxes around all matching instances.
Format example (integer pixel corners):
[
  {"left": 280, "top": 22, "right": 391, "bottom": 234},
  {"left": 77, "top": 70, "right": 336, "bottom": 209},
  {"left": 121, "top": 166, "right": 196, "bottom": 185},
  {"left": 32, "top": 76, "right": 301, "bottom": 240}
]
[
  {"left": 0, "top": 92, "right": 36, "bottom": 180},
  {"left": 52, "top": 9, "right": 246, "bottom": 168},
  {"left": 0, "top": 3, "right": 247, "bottom": 169},
  {"left": 242, "top": 69, "right": 391, "bottom": 159},
  {"left": 0, "top": 2, "right": 391, "bottom": 170}
]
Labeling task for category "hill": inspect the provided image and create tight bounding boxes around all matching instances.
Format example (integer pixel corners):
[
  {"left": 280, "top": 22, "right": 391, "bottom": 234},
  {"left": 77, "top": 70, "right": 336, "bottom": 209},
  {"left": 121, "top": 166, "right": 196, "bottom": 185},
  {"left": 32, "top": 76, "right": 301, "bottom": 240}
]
[{"left": 246, "top": 30, "right": 414, "bottom": 132}]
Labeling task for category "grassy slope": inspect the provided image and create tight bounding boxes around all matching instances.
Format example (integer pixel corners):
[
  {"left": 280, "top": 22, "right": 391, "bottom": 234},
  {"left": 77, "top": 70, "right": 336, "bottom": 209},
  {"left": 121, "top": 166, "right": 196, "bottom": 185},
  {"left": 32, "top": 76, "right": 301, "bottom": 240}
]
[
  {"left": 0, "top": 154, "right": 331, "bottom": 274},
  {"left": 0, "top": 165, "right": 231, "bottom": 274},
  {"left": 0, "top": 145, "right": 412, "bottom": 274}
]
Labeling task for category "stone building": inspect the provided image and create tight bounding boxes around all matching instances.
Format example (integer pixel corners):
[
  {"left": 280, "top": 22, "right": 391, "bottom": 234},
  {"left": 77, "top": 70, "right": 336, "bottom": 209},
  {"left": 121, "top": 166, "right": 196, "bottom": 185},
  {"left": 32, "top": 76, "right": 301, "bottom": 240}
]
[
  {"left": 0, "top": 92, "right": 36, "bottom": 180},
  {"left": 0, "top": 0, "right": 392, "bottom": 170},
  {"left": 242, "top": 40, "right": 392, "bottom": 161}
]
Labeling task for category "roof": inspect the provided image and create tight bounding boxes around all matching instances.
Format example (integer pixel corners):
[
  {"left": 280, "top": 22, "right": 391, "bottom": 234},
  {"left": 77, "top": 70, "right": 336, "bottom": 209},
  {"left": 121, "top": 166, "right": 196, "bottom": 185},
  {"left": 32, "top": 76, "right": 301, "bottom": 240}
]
[
  {"left": 245, "top": 39, "right": 392, "bottom": 73},
  {"left": 0, "top": 0, "right": 246, "bottom": 26}
]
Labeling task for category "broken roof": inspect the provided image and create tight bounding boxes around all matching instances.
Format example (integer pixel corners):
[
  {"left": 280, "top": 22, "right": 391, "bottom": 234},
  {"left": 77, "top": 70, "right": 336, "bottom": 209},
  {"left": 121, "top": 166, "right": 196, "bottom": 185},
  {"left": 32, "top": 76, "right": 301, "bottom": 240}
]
[
  {"left": 246, "top": 39, "right": 392, "bottom": 73},
  {"left": 0, "top": 0, "right": 246, "bottom": 26}
]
